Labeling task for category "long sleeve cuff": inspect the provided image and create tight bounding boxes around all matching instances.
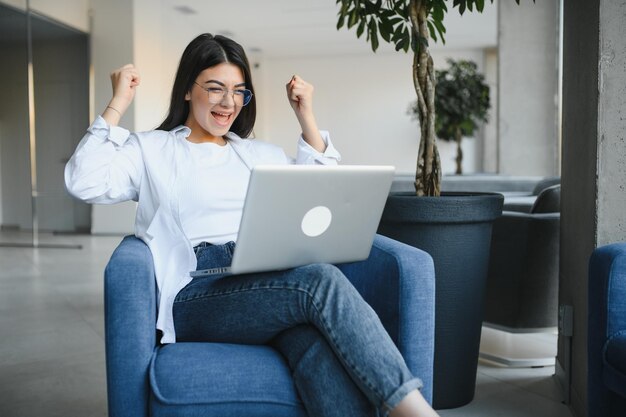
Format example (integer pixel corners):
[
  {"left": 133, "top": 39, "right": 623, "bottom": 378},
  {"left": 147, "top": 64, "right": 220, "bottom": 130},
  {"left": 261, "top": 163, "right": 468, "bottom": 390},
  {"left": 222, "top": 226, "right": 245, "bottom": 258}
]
[
  {"left": 88, "top": 115, "right": 131, "bottom": 146},
  {"left": 296, "top": 130, "right": 341, "bottom": 165}
]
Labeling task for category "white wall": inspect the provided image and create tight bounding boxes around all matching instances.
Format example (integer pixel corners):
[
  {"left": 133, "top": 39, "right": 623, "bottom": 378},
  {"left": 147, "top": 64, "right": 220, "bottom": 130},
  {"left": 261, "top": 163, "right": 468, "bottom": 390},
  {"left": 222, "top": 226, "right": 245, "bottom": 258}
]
[
  {"left": 259, "top": 49, "right": 488, "bottom": 176},
  {"left": 30, "top": 0, "right": 89, "bottom": 32},
  {"left": 89, "top": 0, "right": 136, "bottom": 234},
  {"left": 498, "top": 0, "right": 560, "bottom": 176},
  {"left": 132, "top": 0, "right": 173, "bottom": 131}
]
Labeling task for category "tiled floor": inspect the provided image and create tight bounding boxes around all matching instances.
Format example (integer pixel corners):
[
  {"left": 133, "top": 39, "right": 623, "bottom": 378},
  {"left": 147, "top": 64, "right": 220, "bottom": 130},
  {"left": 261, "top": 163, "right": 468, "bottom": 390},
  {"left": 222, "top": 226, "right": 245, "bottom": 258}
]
[{"left": 0, "top": 231, "right": 572, "bottom": 417}]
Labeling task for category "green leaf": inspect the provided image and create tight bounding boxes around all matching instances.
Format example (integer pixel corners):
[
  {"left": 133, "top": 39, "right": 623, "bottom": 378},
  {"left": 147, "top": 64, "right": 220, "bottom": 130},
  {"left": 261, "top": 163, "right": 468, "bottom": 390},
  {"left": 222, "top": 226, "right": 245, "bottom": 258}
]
[
  {"left": 347, "top": 7, "right": 359, "bottom": 29},
  {"left": 476, "top": 0, "right": 485, "bottom": 12},
  {"left": 363, "top": 1, "right": 376, "bottom": 14},
  {"left": 337, "top": 16, "right": 345, "bottom": 30},
  {"left": 392, "top": 23, "right": 405, "bottom": 43},
  {"left": 432, "top": 4, "right": 444, "bottom": 22},
  {"left": 388, "top": 16, "right": 404, "bottom": 26},
  {"left": 369, "top": 19, "right": 380, "bottom": 51},
  {"left": 338, "top": 0, "right": 349, "bottom": 18},
  {"left": 432, "top": 17, "right": 446, "bottom": 44},
  {"left": 396, "top": 2, "right": 409, "bottom": 19},
  {"left": 399, "top": 27, "right": 410, "bottom": 53},
  {"left": 380, "top": 8, "right": 395, "bottom": 19},
  {"left": 433, "top": 17, "right": 447, "bottom": 34},
  {"left": 427, "top": 20, "right": 437, "bottom": 43},
  {"left": 356, "top": 18, "right": 366, "bottom": 38},
  {"left": 379, "top": 18, "right": 392, "bottom": 42}
]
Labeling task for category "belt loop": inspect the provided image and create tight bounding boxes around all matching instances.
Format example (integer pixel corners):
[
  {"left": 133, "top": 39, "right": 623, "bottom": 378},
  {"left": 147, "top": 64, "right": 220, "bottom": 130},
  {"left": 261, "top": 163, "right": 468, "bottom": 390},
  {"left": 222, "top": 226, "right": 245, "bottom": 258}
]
[{"left": 193, "top": 241, "right": 212, "bottom": 255}]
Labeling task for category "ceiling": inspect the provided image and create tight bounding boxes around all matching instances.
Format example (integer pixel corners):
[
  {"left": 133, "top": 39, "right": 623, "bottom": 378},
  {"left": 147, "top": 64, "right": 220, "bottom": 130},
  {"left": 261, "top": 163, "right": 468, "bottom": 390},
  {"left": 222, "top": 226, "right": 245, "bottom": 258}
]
[
  {"left": 1, "top": 1, "right": 498, "bottom": 55},
  {"left": 160, "top": 0, "right": 498, "bottom": 57}
]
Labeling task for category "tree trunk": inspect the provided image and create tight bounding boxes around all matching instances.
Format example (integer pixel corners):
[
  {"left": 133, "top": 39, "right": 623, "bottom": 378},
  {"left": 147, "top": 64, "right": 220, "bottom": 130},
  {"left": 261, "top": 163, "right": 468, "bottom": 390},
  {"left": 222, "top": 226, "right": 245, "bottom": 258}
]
[
  {"left": 410, "top": 0, "right": 441, "bottom": 197},
  {"left": 455, "top": 127, "right": 463, "bottom": 175}
]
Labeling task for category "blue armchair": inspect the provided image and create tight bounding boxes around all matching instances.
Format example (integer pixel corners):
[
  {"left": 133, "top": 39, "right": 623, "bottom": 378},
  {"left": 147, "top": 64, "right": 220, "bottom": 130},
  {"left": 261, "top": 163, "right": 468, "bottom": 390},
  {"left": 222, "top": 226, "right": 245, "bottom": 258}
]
[
  {"left": 104, "top": 234, "right": 435, "bottom": 417},
  {"left": 588, "top": 242, "right": 626, "bottom": 417}
]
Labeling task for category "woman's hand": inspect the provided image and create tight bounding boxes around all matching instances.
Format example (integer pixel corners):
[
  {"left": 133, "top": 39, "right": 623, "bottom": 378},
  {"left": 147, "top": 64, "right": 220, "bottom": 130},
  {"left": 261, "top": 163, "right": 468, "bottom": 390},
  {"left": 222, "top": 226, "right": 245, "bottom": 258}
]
[
  {"left": 286, "top": 75, "right": 326, "bottom": 153},
  {"left": 102, "top": 64, "right": 141, "bottom": 126},
  {"left": 286, "top": 75, "right": 315, "bottom": 120}
]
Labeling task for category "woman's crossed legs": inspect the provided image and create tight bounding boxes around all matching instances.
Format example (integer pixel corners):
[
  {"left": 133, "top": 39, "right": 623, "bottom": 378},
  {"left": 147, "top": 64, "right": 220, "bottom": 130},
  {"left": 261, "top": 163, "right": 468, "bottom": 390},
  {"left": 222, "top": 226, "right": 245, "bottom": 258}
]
[{"left": 173, "top": 243, "right": 436, "bottom": 417}]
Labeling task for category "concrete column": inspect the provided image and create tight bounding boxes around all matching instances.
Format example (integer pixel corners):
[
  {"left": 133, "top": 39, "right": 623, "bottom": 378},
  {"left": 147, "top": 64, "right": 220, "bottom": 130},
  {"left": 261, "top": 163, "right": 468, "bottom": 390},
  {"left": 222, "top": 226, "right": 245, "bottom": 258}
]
[
  {"left": 559, "top": 1, "right": 626, "bottom": 416},
  {"left": 498, "top": 0, "right": 560, "bottom": 175}
]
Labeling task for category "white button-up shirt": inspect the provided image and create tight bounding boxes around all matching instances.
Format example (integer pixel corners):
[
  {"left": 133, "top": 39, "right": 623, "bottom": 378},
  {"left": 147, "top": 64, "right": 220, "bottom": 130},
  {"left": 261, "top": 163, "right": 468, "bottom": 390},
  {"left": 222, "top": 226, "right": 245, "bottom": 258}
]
[{"left": 65, "top": 116, "right": 341, "bottom": 343}]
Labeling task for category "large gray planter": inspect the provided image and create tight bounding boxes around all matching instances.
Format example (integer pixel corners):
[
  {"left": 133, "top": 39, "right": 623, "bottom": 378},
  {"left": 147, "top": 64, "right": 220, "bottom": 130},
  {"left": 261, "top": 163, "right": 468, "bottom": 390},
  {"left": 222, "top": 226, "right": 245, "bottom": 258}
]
[{"left": 378, "top": 192, "right": 503, "bottom": 409}]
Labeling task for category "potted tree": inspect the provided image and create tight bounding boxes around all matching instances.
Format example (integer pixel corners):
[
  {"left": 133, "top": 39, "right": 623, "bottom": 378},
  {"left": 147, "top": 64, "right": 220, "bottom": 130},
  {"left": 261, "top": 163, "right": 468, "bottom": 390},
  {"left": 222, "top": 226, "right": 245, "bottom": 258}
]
[
  {"left": 336, "top": 0, "right": 529, "bottom": 409},
  {"left": 411, "top": 58, "right": 490, "bottom": 174}
]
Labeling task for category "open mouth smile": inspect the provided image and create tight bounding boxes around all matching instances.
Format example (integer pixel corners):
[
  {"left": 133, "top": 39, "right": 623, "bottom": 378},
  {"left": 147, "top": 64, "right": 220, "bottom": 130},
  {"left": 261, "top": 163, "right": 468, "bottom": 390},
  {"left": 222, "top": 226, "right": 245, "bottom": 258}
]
[{"left": 211, "top": 111, "right": 233, "bottom": 127}]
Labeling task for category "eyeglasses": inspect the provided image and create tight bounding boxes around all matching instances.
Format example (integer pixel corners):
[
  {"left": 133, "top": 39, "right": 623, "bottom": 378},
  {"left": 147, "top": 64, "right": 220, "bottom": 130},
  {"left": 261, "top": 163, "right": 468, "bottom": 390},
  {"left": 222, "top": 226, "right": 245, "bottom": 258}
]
[{"left": 194, "top": 82, "right": 253, "bottom": 107}]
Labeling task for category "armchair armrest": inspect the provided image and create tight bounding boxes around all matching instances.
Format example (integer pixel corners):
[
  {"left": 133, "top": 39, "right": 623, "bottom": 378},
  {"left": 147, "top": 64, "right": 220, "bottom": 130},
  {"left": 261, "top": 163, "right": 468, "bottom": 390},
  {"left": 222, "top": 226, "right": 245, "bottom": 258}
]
[
  {"left": 337, "top": 234, "right": 435, "bottom": 403},
  {"left": 104, "top": 236, "right": 156, "bottom": 417},
  {"left": 588, "top": 242, "right": 626, "bottom": 417}
]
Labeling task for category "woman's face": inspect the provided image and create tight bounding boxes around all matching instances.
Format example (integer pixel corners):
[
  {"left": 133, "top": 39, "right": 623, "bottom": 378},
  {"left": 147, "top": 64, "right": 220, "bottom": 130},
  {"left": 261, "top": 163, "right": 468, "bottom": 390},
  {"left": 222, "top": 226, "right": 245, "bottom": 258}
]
[{"left": 185, "top": 62, "right": 245, "bottom": 142}]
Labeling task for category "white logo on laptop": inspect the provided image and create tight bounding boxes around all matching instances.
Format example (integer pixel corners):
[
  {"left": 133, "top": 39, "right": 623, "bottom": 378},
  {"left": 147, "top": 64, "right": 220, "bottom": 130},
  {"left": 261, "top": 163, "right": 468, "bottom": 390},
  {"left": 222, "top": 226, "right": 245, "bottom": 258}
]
[{"left": 301, "top": 206, "right": 332, "bottom": 237}]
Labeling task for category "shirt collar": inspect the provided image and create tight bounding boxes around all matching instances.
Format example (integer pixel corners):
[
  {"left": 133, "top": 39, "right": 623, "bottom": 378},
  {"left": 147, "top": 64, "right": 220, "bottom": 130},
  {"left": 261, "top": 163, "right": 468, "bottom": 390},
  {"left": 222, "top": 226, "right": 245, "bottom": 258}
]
[
  {"left": 171, "top": 126, "right": 245, "bottom": 143},
  {"left": 172, "top": 125, "right": 191, "bottom": 137}
]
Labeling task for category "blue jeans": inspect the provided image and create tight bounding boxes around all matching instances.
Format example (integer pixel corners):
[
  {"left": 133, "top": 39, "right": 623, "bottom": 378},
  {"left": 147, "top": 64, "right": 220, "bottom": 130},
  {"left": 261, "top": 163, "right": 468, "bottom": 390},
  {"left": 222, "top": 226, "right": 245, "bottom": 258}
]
[{"left": 173, "top": 242, "right": 423, "bottom": 417}]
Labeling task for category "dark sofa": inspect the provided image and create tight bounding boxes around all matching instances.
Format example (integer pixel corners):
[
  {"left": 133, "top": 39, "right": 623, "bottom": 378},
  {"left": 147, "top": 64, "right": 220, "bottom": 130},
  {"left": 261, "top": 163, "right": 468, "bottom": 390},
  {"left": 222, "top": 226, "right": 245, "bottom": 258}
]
[{"left": 484, "top": 185, "right": 561, "bottom": 330}]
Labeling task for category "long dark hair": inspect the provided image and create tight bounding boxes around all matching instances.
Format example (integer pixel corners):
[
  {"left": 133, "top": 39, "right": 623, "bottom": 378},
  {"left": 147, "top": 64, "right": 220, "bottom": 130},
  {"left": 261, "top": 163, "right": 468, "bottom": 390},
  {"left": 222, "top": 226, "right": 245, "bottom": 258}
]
[{"left": 157, "top": 33, "right": 256, "bottom": 138}]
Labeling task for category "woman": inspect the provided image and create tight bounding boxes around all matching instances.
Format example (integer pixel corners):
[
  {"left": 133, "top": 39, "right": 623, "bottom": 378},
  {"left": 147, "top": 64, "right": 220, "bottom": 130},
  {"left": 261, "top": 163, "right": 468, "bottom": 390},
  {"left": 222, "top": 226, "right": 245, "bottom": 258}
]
[{"left": 65, "top": 33, "right": 438, "bottom": 417}]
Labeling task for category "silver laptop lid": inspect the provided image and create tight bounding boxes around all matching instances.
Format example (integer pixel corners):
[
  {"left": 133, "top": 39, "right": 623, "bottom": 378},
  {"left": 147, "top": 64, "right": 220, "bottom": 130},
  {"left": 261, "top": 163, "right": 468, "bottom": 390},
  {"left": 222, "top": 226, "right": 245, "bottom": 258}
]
[{"left": 230, "top": 164, "right": 395, "bottom": 274}]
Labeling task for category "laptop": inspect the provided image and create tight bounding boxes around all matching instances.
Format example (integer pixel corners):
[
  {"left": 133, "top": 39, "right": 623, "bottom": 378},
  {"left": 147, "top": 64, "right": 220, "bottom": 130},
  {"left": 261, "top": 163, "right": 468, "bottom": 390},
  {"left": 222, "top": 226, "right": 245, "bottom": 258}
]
[{"left": 190, "top": 164, "right": 395, "bottom": 277}]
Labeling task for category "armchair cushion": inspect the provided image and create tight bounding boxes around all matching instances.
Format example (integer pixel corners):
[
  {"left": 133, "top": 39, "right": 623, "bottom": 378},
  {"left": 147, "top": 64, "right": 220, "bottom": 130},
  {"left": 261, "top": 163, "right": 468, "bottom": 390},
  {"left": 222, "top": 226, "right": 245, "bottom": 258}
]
[{"left": 150, "top": 343, "right": 305, "bottom": 417}]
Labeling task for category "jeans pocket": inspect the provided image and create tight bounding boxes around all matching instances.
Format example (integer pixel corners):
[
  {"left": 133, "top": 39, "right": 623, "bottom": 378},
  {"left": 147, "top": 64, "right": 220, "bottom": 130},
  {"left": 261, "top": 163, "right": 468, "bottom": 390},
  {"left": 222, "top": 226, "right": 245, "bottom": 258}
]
[{"left": 195, "top": 242, "right": 235, "bottom": 271}]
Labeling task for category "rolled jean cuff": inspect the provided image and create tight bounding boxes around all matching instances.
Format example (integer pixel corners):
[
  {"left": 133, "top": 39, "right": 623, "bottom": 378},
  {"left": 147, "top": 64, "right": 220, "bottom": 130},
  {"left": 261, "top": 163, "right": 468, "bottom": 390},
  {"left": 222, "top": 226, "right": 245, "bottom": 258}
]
[{"left": 381, "top": 377, "right": 424, "bottom": 415}]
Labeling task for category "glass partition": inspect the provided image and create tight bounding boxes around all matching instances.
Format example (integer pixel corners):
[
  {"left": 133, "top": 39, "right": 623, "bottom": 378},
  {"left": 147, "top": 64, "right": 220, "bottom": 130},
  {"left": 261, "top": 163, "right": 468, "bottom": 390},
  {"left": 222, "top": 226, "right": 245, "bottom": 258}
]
[
  {"left": 0, "top": 1, "right": 87, "bottom": 248},
  {"left": 31, "top": 12, "right": 90, "bottom": 235},
  {"left": 0, "top": 1, "right": 32, "bottom": 246}
]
